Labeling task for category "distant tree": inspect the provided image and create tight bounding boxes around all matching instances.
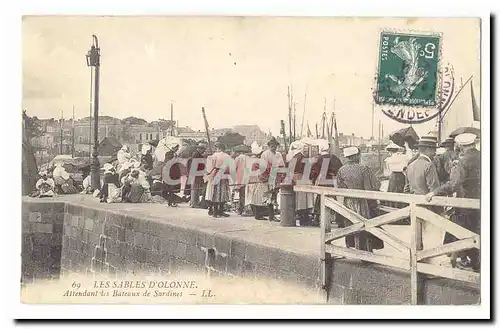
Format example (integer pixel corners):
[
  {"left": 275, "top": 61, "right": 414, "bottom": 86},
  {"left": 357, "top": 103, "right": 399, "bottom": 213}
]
[
  {"left": 22, "top": 110, "right": 44, "bottom": 140},
  {"left": 217, "top": 132, "right": 245, "bottom": 150},
  {"left": 156, "top": 119, "right": 176, "bottom": 130},
  {"left": 181, "top": 139, "right": 202, "bottom": 146},
  {"left": 121, "top": 116, "right": 148, "bottom": 125}
]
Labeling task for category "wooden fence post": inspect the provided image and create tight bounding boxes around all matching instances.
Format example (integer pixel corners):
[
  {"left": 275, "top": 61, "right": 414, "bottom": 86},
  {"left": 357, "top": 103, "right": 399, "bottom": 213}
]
[
  {"left": 319, "top": 193, "right": 330, "bottom": 302},
  {"left": 410, "top": 203, "right": 424, "bottom": 304}
]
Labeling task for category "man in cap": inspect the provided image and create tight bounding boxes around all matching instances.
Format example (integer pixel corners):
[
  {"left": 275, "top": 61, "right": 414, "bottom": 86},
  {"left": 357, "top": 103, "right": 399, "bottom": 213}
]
[
  {"left": 426, "top": 133, "right": 480, "bottom": 271},
  {"left": 405, "top": 136, "right": 440, "bottom": 196},
  {"left": 434, "top": 137, "right": 458, "bottom": 184}
]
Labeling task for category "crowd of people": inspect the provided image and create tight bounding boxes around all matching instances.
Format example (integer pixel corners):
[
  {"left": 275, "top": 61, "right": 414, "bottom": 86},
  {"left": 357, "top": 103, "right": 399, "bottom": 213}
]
[
  {"left": 380, "top": 132, "right": 481, "bottom": 271},
  {"left": 32, "top": 131, "right": 480, "bottom": 271}
]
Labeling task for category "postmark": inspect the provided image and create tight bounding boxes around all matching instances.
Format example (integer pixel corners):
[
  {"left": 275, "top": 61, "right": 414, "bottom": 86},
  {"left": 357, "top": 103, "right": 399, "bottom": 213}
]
[{"left": 376, "top": 31, "right": 441, "bottom": 108}]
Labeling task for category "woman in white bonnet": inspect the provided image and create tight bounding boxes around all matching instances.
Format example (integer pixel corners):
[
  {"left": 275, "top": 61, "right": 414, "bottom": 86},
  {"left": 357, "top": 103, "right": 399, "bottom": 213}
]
[
  {"left": 99, "top": 163, "right": 121, "bottom": 203},
  {"left": 36, "top": 171, "right": 56, "bottom": 197},
  {"left": 286, "top": 140, "right": 314, "bottom": 223},
  {"left": 117, "top": 144, "right": 131, "bottom": 167},
  {"left": 381, "top": 142, "right": 408, "bottom": 210},
  {"left": 245, "top": 142, "right": 269, "bottom": 220}
]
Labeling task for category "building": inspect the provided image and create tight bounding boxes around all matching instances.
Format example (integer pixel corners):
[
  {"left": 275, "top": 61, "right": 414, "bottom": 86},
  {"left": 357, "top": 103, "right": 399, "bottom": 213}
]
[
  {"left": 31, "top": 118, "right": 73, "bottom": 159},
  {"left": 338, "top": 133, "right": 373, "bottom": 148},
  {"left": 212, "top": 128, "right": 233, "bottom": 138},
  {"left": 232, "top": 125, "right": 267, "bottom": 146},
  {"left": 74, "top": 117, "right": 123, "bottom": 145},
  {"left": 98, "top": 137, "right": 123, "bottom": 156},
  {"left": 177, "top": 131, "right": 211, "bottom": 142},
  {"left": 129, "top": 125, "right": 159, "bottom": 144}
]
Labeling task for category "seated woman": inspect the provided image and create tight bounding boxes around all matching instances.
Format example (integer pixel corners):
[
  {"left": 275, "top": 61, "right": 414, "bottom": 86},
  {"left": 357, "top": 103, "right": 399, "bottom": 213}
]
[
  {"left": 121, "top": 164, "right": 151, "bottom": 203},
  {"left": 35, "top": 171, "right": 56, "bottom": 198},
  {"left": 100, "top": 163, "right": 121, "bottom": 203},
  {"left": 52, "top": 162, "right": 79, "bottom": 194},
  {"left": 80, "top": 166, "right": 92, "bottom": 194}
]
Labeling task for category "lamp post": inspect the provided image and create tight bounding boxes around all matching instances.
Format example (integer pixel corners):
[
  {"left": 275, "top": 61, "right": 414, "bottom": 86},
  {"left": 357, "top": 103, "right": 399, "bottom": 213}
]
[{"left": 86, "top": 35, "right": 101, "bottom": 191}]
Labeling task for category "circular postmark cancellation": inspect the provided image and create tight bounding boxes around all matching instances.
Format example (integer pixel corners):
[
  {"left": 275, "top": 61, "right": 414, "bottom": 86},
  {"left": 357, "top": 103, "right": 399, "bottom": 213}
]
[{"left": 374, "top": 30, "right": 454, "bottom": 124}]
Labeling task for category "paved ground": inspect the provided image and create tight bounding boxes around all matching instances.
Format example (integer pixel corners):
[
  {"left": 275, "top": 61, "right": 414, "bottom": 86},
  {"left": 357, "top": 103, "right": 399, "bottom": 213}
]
[{"left": 23, "top": 195, "right": 447, "bottom": 263}]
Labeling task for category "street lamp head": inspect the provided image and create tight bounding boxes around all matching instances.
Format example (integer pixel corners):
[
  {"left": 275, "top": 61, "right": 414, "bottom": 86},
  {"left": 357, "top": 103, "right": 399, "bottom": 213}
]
[{"left": 86, "top": 35, "right": 100, "bottom": 67}]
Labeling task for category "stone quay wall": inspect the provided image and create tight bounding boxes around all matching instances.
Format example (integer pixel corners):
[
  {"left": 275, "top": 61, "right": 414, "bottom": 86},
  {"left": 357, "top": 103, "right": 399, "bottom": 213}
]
[{"left": 21, "top": 197, "right": 480, "bottom": 305}]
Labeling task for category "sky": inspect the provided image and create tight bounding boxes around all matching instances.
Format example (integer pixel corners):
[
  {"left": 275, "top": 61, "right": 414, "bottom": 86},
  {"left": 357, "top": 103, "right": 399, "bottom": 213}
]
[{"left": 22, "top": 16, "right": 480, "bottom": 138}]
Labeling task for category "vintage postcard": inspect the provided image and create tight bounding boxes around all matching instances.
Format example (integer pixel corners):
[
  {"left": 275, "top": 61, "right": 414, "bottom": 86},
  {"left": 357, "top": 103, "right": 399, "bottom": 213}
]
[{"left": 18, "top": 14, "right": 488, "bottom": 318}]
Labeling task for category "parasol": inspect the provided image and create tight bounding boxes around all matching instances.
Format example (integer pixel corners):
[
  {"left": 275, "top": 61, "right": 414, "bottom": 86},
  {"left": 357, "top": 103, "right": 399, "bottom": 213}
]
[
  {"left": 300, "top": 137, "right": 316, "bottom": 145},
  {"left": 389, "top": 126, "right": 419, "bottom": 148},
  {"left": 154, "top": 136, "right": 185, "bottom": 161},
  {"left": 48, "top": 157, "right": 92, "bottom": 173},
  {"left": 448, "top": 126, "right": 480, "bottom": 138}
]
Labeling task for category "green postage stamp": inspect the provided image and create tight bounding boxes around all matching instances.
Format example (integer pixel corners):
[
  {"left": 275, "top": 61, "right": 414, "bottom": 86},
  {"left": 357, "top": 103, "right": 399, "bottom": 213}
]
[{"left": 376, "top": 31, "right": 441, "bottom": 107}]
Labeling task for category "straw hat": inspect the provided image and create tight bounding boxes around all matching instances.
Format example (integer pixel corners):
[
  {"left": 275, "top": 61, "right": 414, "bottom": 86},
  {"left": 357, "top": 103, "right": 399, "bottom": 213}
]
[
  {"left": 455, "top": 133, "right": 476, "bottom": 147},
  {"left": 417, "top": 136, "right": 438, "bottom": 149},
  {"left": 440, "top": 137, "right": 455, "bottom": 147},
  {"left": 343, "top": 146, "right": 359, "bottom": 158}
]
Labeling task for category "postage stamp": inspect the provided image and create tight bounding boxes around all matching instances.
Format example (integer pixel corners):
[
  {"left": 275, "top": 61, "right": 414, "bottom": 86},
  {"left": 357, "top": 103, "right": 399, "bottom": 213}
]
[{"left": 375, "top": 31, "right": 441, "bottom": 108}]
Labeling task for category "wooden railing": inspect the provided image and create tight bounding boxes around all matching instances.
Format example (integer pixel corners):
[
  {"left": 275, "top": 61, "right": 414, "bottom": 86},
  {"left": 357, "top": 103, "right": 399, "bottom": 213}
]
[{"left": 294, "top": 185, "right": 480, "bottom": 305}]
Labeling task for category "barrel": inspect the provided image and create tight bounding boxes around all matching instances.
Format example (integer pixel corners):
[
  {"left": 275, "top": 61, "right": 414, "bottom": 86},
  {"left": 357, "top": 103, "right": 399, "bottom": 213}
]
[{"left": 279, "top": 184, "right": 296, "bottom": 227}]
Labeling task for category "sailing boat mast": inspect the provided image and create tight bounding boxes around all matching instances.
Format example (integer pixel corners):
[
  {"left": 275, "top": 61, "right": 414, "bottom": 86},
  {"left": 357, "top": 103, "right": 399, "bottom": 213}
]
[
  {"left": 371, "top": 102, "right": 375, "bottom": 140},
  {"left": 280, "top": 119, "right": 288, "bottom": 153},
  {"left": 287, "top": 86, "right": 293, "bottom": 143},
  {"left": 201, "top": 107, "right": 212, "bottom": 152},
  {"left": 321, "top": 98, "right": 327, "bottom": 139},
  {"left": 72, "top": 105, "right": 75, "bottom": 158},
  {"left": 300, "top": 91, "right": 307, "bottom": 138},
  {"left": 60, "top": 110, "right": 64, "bottom": 155},
  {"left": 293, "top": 101, "right": 297, "bottom": 141}
]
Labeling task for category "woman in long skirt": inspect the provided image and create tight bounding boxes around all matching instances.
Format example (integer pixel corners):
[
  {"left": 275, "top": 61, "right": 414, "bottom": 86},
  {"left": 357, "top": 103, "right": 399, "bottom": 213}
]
[
  {"left": 204, "top": 153, "right": 216, "bottom": 215},
  {"left": 206, "top": 142, "right": 232, "bottom": 218},
  {"left": 286, "top": 141, "right": 314, "bottom": 223},
  {"left": 245, "top": 143, "right": 270, "bottom": 220},
  {"left": 382, "top": 143, "right": 407, "bottom": 207}
]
